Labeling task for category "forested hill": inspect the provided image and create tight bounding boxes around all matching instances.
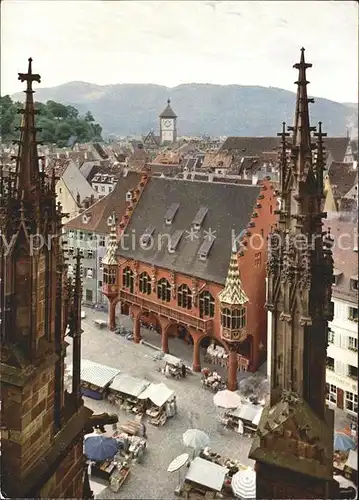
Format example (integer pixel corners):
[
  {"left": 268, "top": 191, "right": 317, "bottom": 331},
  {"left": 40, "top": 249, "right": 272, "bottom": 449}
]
[
  {"left": 1, "top": 96, "right": 103, "bottom": 147},
  {"left": 11, "top": 82, "right": 356, "bottom": 138}
]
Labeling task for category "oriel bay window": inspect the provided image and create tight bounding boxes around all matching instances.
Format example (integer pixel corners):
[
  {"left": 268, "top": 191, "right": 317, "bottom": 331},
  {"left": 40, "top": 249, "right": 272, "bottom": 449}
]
[
  {"left": 157, "top": 278, "right": 171, "bottom": 302},
  {"left": 103, "top": 266, "right": 116, "bottom": 285},
  {"left": 199, "top": 291, "right": 215, "bottom": 318},
  {"left": 177, "top": 284, "right": 192, "bottom": 309},
  {"left": 221, "top": 306, "right": 246, "bottom": 329},
  {"left": 122, "top": 266, "right": 134, "bottom": 293},
  {"left": 139, "top": 272, "right": 151, "bottom": 295}
]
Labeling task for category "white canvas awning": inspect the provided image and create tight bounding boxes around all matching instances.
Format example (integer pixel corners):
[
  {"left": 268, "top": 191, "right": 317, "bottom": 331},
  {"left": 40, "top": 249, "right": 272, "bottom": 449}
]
[
  {"left": 345, "top": 449, "right": 358, "bottom": 471},
  {"left": 76, "top": 360, "right": 120, "bottom": 388},
  {"left": 185, "top": 457, "right": 228, "bottom": 492},
  {"left": 230, "top": 403, "right": 262, "bottom": 424},
  {"left": 138, "top": 382, "right": 175, "bottom": 407},
  {"left": 109, "top": 373, "right": 150, "bottom": 397}
]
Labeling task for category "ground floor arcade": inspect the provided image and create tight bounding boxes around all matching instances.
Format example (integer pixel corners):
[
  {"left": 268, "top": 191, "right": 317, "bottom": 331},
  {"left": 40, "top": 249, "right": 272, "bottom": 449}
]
[{"left": 108, "top": 297, "right": 252, "bottom": 391}]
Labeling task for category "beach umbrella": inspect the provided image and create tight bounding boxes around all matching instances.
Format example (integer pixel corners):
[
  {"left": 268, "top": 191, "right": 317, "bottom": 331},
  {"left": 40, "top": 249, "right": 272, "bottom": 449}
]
[
  {"left": 183, "top": 429, "right": 210, "bottom": 451},
  {"left": 84, "top": 435, "right": 119, "bottom": 462},
  {"left": 167, "top": 453, "right": 189, "bottom": 485},
  {"left": 231, "top": 469, "right": 256, "bottom": 499},
  {"left": 334, "top": 432, "right": 356, "bottom": 452},
  {"left": 213, "top": 390, "right": 242, "bottom": 409}
]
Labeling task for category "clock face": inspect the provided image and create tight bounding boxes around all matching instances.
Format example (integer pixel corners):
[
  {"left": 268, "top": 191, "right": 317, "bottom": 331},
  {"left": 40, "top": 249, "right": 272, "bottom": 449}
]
[{"left": 163, "top": 120, "right": 171, "bottom": 128}]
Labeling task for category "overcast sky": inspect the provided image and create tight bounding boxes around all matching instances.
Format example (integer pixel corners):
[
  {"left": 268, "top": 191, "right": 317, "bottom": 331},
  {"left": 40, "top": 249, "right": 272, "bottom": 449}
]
[{"left": 1, "top": 0, "right": 358, "bottom": 102}]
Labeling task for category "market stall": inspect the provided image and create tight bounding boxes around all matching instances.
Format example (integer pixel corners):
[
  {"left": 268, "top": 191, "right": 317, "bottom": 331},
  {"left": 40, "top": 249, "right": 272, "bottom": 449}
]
[
  {"left": 199, "top": 447, "right": 248, "bottom": 477},
  {"left": 201, "top": 369, "right": 226, "bottom": 393},
  {"left": 344, "top": 450, "right": 358, "bottom": 485},
  {"left": 161, "top": 354, "right": 186, "bottom": 379},
  {"left": 75, "top": 360, "right": 121, "bottom": 400},
  {"left": 139, "top": 382, "right": 177, "bottom": 426},
  {"left": 108, "top": 374, "right": 151, "bottom": 413},
  {"left": 180, "top": 457, "right": 228, "bottom": 498},
  {"left": 223, "top": 402, "right": 263, "bottom": 434}
]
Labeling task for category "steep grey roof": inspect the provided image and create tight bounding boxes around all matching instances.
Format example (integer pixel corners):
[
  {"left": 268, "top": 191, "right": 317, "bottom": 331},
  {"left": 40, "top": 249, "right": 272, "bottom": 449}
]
[
  {"left": 220, "top": 137, "right": 279, "bottom": 156},
  {"left": 324, "top": 137, "right": 350, "bottom": 162},
  {"left": 159, "top": 99, "right": 177, "bottom": 118},
  {"left": 61, "top": 160, "right": 96, "bottom": 202},
  {"left": 117, "top": 177, "right": 260, "bottom": 284}
]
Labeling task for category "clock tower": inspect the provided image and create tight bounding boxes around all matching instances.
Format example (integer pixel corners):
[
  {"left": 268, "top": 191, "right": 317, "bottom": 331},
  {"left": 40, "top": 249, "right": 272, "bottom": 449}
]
[{"left": 159, "top": 99, "right": 177, "bottom": 144}]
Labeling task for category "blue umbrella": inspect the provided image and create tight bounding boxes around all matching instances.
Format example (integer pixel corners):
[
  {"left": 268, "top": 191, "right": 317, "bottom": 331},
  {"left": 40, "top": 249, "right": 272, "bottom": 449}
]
[
  {"left": 84, "top": 435, "right": 119, "bottom": 461},
  {"left": 334, "top": 432, "right": 356, "bottom": 452}
]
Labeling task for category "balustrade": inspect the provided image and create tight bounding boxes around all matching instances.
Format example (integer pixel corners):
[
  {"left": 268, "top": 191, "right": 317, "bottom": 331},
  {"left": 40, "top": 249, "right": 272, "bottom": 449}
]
[{"left": 120, "top": 290, "right": 212, "bottom": 332}]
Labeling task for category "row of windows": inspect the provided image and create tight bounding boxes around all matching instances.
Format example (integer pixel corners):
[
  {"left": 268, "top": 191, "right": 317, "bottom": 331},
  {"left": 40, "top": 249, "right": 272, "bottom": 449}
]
[
  {"left": 326, "top": 357, "right": 358, "bottom": 379},
  {"left": 68, "top": 248, "right": 96, "bottom": 259},
  {"left": 221, "top": 307, "right": 246, "bottom": 329},
  {"left": 67, "top": 231, "right": 106, "bottom": 246},
  {"left": 122, "top": 268, "right": 216, "bottom": 317},
  {"left": 93, "top": 184, "right": 113, "bottom": 193},
  {"left": 103, "top": 268, "right": 116, "bottom": 285},
  {"left": 328, "top": 329, "right": 358, "bottom": 352},
  {"left": 326, "top": 385, "right": 358, "bottom": 413}
]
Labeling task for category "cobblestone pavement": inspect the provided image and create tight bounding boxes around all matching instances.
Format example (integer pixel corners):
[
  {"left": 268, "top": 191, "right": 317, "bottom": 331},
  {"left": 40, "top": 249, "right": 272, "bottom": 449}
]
[
  {"left": 67, "top": 307, "right": 353, "bottom": 499},
  {"left": 66, "top": 308, "right": 254, "bottom": 499}
]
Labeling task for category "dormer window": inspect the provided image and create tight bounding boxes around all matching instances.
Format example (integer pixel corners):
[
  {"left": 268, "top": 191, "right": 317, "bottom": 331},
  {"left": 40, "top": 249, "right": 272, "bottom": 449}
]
[
  {"left": 126, "top": 190, "right": 133, "bottom": 202},
  {"left": 198, "top": 237, "right": 215, "bottom": 261},
  {"left": 164, "top": 203, "right": 180, "bottom": 225},
  {"left": 168, "top": 230, "right": 183, "bottom": 253},
  {"left": 82, "top": 214, "right": 89, "bottom": 224},
  {"left": 140, "top": 226, "right": 155, "bottom": 248},
  {"left": 107, "top": 215, "right": 115, "bottom": 226},
  {"left": 192, "top": 207, "right": 208, "bottom": 230}
]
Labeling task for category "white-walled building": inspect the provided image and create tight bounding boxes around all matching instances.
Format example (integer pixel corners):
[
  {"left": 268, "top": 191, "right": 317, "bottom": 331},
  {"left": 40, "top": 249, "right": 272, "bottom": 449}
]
[
  {"left": 266, "top": 217, "right": 358, "bottom": 418},
  {"left": 325, "top": 218, "right": 358, "bottom": 417}
]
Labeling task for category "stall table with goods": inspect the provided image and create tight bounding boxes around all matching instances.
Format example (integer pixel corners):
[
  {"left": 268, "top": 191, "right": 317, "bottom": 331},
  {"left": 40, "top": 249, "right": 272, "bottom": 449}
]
[
  {"left": 108, "top": 373, "right": 150, "bottom": 413},
  {"left": 201, "top": 369, "right": 226, "bottom": 393},
  {"left": 139, "top": 382, "right": 177, "bottom": 426},
  {"left": 161, "top": 354, "right": 186, "bottom": 380},
  {"left": 223, "top": 402, "right": 263, "bottom": 434},
  {"left": 180, "top": 457, "right": 228, "bottom": 498}
]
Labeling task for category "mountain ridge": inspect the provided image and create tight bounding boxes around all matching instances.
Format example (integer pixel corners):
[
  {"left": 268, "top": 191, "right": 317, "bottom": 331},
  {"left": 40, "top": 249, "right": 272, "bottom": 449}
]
[{"left": 11, "top": 82, "right": 357, "bottom": 138}]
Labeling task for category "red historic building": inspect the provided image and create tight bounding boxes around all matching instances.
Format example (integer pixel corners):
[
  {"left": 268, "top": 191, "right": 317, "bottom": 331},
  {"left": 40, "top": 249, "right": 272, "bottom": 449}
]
[{"left": 103, "top": 173, "right": 277, "bottom": 389}]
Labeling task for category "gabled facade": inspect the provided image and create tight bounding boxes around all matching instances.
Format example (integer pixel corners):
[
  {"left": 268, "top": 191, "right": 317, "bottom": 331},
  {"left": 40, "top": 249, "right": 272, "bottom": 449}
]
[
  {"left": 64, "top": 170, "right": 145, "bottom": 306},
  {"left": 0, "top": 59, "right": 92, "bottom": 499},
  {"left": 55, "top": 160, "right": 96, "bottom": 221},
  {"left": 250, "top": 48, "right": 339, "bottom": 500},
  {"left": 324, "top": 219, "right": 358, "bottom": 417},
  {"left": 102, "top": 175, "right": 277, "bottom": 387}
]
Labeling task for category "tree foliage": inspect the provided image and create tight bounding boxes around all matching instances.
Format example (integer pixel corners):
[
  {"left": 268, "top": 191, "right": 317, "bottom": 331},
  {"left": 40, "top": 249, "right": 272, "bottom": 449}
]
[{"left": 0, "top": 96, "right": 102, "bottom": 147}]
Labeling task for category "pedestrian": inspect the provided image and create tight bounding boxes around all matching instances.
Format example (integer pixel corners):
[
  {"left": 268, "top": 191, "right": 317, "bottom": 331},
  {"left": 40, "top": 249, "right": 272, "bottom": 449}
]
[
  {"left": 141, "top": 422, "right": 147, "bottom": 439},
  {"left": 181, "top": 364, "right": 186, "bottom": 378}
]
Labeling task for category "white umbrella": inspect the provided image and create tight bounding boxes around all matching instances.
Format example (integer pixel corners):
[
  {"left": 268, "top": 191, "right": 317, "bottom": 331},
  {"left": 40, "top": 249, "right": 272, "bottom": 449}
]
[
  {"left": 231, "top": 469, "right": 256, "bottom": 499},
  {"left": 213, "top": 390, "right": 242, "bottom": 409},
  {"left": 167, "top": 453, "right": 189, "bottom": 485},
  {"left": 183, "top": 429, "right": 210, "bottom": 451}
]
